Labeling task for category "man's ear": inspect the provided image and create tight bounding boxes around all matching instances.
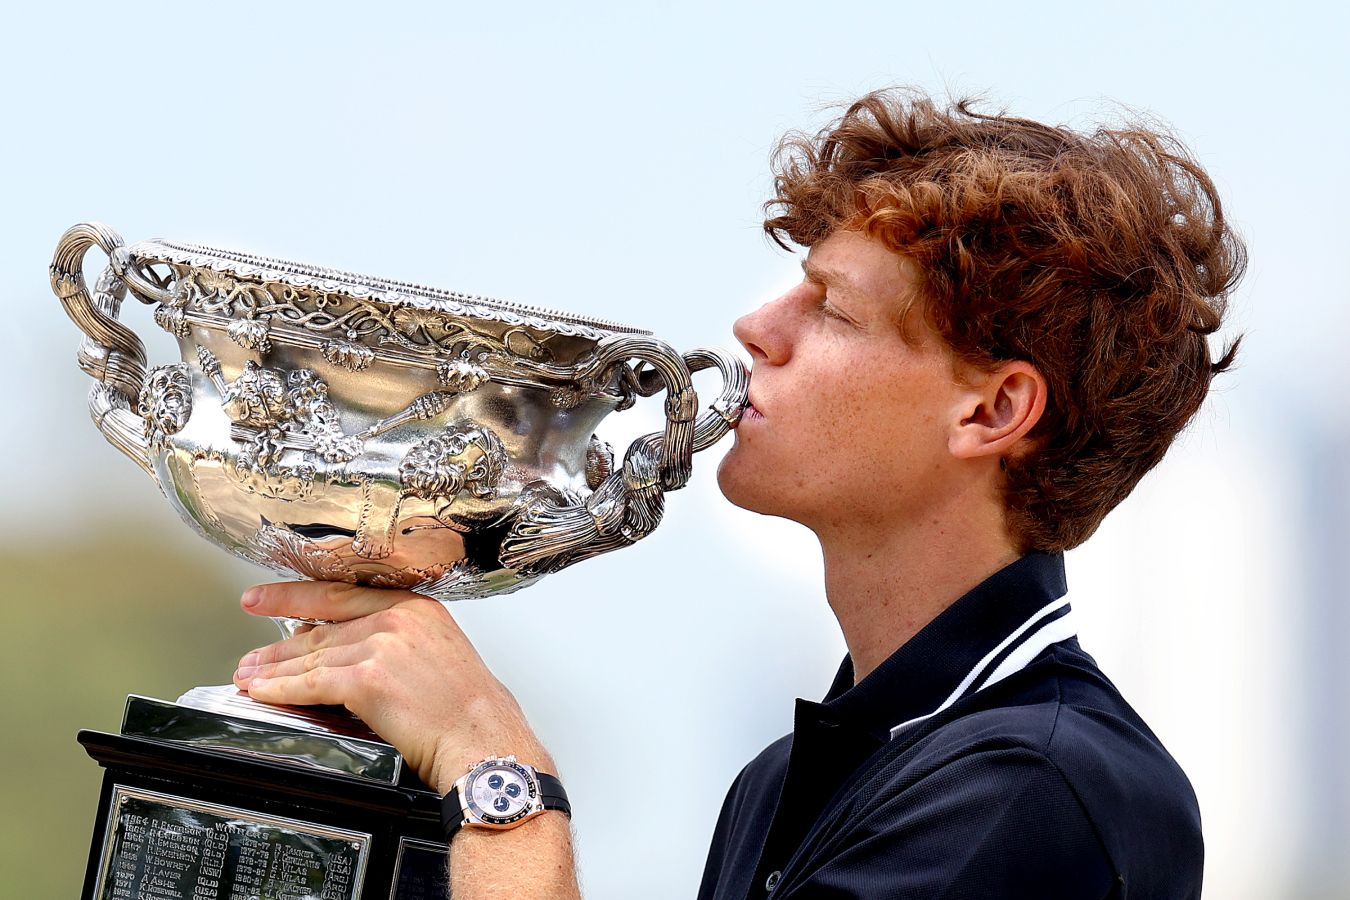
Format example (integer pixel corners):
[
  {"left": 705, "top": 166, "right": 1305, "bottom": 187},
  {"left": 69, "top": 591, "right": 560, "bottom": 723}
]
[{"left": 948, "top": 361, "right": 1048, "bottom": 463}]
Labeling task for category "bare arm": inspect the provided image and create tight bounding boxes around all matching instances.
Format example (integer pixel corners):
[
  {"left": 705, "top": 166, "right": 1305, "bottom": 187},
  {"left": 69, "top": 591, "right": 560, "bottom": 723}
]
[
  {"left": 450, "top": 813, "right": 581, "bottom": 900},
  {"left": 231, "top": 581, "right": 584, "bottom": 899}
]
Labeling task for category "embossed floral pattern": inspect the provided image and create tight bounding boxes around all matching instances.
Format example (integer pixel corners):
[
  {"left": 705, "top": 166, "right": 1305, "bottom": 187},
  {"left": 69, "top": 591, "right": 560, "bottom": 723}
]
[
  {"left": 153, "top": 305, "right": 192, "bottom": 338},
  {"left": 436, "top": 360, "right": 490, "bottom": 392},
  {"left": 254, "top": 524, "right": 357, "bottom": 583},
  {"left": 320, "top": 340, "right": 375, "bottom": 371},
  {"left": 227, "top": 315, "right": 272, "bottom": 352}
]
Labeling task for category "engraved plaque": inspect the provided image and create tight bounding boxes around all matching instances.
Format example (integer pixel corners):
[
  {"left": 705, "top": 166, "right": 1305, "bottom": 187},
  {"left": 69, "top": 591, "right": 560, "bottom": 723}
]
[
  {"left": 389, "top": 838, "right": 450, "bottom": 900},
  {"left": 94, "top": 786, "right": 370, "bottom": 900}
]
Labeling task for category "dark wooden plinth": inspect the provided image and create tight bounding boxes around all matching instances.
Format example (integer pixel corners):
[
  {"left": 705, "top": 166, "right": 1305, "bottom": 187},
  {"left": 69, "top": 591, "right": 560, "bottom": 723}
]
[{"left": 79, "top": 729, "right": 449, "bottom": 900}]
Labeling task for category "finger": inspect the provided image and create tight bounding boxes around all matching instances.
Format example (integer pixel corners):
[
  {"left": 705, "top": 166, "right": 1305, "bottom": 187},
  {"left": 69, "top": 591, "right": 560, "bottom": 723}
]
[
  {"left": 239, "top": 614, "right": 373, "bottom": 670},
  {"left": 235, "top": 637, "right": 374, "bottom": 687},
  {"left": 239, "top": 602, "right": 443, "bottom": 671},
  {"left": 241, "top": 581, "right": 409, "bottom": 624},
  {"left": 245, "top": 666, "right": 353, "bottom": 708}
]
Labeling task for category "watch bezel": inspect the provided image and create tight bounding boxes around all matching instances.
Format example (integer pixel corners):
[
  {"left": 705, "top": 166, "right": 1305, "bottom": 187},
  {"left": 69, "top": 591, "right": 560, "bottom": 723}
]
[{"left": 461, "top": 757, "right": 542, "bottom": 828}]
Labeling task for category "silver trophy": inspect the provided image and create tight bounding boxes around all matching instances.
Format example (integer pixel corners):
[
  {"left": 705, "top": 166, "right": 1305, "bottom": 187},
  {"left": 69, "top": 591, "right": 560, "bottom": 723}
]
[
  {"left": 56, "top": 222, "right": 747, "bottom": 900},
  {"left": 52, "top": 220, "right": 746, "bottom": 735}
]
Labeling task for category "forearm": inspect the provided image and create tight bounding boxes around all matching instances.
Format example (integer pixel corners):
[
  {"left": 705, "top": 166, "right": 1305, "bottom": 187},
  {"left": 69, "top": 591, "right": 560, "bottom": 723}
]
[
  {"left": 449, "top": 812, "right": 582, "bottom": 900},
  {"left": 439, "top": 744, "right": 581, "bottom": 900}
]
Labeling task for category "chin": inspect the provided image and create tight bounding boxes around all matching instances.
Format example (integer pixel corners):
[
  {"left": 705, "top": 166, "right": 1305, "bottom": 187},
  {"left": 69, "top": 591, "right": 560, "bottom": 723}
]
[{"left": 716, "top": 447, "right": 792, "bottom": 520}]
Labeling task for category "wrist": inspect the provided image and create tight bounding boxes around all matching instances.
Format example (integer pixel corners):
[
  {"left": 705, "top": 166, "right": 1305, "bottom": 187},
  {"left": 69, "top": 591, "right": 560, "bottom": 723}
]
[
  {"left": 431, "top": 692, "right": 553, "bottom": 793},
  {"left": 434, "top": 743, "right": 557, "bottom": 796},
  {"left": 440, "top": 755, "right": 572, "bottom": 844},
  {"left": 448, "top": 813, "right": 580, "bottom": 900}
]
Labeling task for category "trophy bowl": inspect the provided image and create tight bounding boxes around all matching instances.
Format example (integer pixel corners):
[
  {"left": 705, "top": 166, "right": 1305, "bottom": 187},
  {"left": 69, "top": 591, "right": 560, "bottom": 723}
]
[{"left": 51, "top": 222, "right": 746, "bottom": 725}]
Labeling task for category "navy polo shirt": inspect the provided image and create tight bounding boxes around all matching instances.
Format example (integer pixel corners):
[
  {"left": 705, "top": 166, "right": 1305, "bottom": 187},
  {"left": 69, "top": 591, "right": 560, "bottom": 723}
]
[{"left": 697, "top": 553, "right": 1201, "bottom": 899}]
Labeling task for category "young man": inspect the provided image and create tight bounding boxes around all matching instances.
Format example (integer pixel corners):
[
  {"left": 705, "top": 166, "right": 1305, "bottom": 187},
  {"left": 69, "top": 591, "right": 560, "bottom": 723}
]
[{"left": 232, "top": 90, "right": 1243, "bottom": 898}]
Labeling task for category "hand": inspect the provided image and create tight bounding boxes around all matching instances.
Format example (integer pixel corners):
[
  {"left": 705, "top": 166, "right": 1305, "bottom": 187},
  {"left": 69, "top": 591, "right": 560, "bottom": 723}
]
[{"left": 232, "top": 582, "right": 553, "bottom": 794}]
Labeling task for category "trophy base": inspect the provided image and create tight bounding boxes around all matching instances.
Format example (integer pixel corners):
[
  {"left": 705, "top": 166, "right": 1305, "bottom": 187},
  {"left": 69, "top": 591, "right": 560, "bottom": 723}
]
[
  {"left": 177, "top": 683, "right": 381, "bottom": 740},
  {"left": 79, "top": 696, "right": 448, "bottom": 900}
]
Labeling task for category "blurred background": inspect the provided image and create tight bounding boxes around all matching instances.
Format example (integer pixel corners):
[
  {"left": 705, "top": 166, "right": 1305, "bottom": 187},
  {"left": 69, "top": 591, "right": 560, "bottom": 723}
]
[{"left": 2, "top": 1, "right": 1345, "bottom": 897}]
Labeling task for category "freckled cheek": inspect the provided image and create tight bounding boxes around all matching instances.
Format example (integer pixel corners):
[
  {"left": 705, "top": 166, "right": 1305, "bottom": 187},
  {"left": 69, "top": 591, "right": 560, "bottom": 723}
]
[
  {"left": 806, "top": 386, "right": 873, "bottom": 457},
  {"left": 822, "top": 377, "right": 944, "bottom": 461}
]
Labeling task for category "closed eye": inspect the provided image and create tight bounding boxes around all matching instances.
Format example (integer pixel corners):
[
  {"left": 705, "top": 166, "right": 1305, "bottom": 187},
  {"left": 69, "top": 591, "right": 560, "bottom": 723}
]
[
  {"left": 800, "top": 270, "right": 860, "bottom": 327},
  {"left": 820, "top": 299, "right": 857, "bottom": 326}
]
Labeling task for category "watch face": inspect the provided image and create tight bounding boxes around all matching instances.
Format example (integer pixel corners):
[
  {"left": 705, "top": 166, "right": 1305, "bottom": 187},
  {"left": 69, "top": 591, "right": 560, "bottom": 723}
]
[{"left": 466, "top": 761, "right": 538, "bottom": 826}]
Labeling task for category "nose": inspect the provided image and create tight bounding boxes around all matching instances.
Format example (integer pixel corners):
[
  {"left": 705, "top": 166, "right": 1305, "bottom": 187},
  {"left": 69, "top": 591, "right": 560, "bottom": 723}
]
[{"left": 733, "top": 293, "right": 792, "bottom": 366}]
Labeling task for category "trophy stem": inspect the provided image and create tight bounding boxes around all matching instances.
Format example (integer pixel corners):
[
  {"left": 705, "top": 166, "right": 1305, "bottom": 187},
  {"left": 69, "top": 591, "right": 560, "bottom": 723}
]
[{"left": 271, "top": 615, "right": 337, "bottom": 639}]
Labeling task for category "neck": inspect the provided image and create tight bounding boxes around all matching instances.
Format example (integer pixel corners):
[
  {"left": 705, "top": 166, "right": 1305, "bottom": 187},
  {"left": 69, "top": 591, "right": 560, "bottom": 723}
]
[{"left": 815, "top": 492, "right": 1020, "bottom": 684}]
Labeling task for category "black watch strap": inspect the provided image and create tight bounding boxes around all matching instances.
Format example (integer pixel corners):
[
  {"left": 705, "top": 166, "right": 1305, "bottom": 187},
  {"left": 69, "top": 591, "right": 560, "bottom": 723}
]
[
  {"left": 537, "top": 773, "right": 571, "bottom": 814},
  {"left": 440, "top": 785, "right": 465, "bottom": 839},
  {"left": 441, "top": 771, "right": 571, "bottom": 840}
]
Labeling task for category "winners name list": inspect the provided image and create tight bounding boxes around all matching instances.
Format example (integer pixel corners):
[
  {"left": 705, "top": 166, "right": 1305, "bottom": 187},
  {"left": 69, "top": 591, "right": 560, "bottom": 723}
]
[{"left": 97, "top": 789, "right": 365, "bottom": 900}]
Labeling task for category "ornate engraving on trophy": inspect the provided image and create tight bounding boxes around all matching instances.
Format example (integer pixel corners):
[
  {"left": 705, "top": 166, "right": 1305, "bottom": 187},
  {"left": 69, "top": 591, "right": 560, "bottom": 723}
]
[
  {"left": 94, "top": 786, "right": 369, "bottom": 900},
  {"left": 584, "top": 436, "right": 614, "bottom": 490},
  {"left": 321, "top": 339, "right": 376, "bottom": 371},
  {"left": 155, "top": 303, "right": 193, "bottom": 339},
  {"left": 388, "top": 838, "right": 451, "bottom": 900},
  {"left": 399, "top": 424, "right": 508, "bottom": 505},
  {"left": 52, "top": 222, "right": 748, "bottom": 604},
  {"left": 138, "top": 364, "right": 193, "bottom": 452},
  {"left": 162, "top": 258, "right": 556, "bottom": 364},
  {"left": 226, "top": 315, "right": 273, "bottom": 353},
  {"left": 434, "top": 360, "right": 489, "bottom": 392},
  {"left": 253, "top": 522, "right": 358, "bottom": 583}
]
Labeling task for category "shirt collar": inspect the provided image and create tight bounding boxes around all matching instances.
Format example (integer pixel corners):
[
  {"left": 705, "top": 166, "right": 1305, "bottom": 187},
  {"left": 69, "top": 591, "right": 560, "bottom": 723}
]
[{"left": 821, "top": 552, "right": 1072, "bottom": 740}]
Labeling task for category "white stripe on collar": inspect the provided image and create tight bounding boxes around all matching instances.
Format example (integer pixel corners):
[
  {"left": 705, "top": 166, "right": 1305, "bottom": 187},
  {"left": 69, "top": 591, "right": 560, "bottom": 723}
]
[{"left": 889, "top": 596, "right": 1076, "bottom": 739}]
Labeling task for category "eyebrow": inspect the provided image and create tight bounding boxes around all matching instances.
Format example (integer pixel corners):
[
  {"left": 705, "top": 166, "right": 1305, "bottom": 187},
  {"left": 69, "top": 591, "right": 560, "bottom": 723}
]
[{"left": 801, "top": 258, "right": 864, "bottom": 298}]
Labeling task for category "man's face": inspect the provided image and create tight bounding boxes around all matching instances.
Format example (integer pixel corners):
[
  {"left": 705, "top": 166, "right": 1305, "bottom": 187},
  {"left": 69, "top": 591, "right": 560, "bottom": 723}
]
[{"left": 717, "top": 230, "right": 972, "bottom": 534}]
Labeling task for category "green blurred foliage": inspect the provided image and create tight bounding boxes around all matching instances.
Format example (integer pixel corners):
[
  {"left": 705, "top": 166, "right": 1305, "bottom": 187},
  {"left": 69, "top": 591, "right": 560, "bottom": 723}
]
[{"left": 0, "top": 521, "right": 274, "bottom": 898}]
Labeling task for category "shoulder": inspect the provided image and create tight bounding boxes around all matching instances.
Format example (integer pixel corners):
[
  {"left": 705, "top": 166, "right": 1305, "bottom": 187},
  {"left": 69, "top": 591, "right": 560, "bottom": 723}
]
[
  {"left": 858, "top": 641, "right": 1202, "bottom": 895},
  {"left": 721, "top": 731, "right": 793, "bottom": 819},
  {"left": 697, "top": 732, "right": 793, "bottom": 900},
  {"left": 948, "top": 642, "right": 1198, "bottom": 833}
]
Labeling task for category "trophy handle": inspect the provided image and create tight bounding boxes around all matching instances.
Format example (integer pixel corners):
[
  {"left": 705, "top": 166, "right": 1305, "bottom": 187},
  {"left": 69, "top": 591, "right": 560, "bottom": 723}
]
[
  {"left": 499, "top": 337, "right": 748, "bottom": 573},
  {"left": 50, "top": 222, "right": 154, "bottom": 475},
  {"left": 596, "top": 334, "right": 699, "bottom": 492},
  {"left": 681, "top": 346, "right": 750, "bottom": 453}
]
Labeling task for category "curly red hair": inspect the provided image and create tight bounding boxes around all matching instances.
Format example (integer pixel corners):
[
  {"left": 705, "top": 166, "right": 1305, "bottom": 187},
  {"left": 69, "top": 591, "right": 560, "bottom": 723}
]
[{"left": 765, "top": 89, "right": 1245, "bottom": 552}]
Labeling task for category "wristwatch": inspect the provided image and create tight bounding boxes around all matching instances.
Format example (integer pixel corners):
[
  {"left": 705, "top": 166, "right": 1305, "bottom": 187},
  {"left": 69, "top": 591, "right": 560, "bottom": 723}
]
[{"left": 441, "top": 755, "right": 571, "bottom": 840}]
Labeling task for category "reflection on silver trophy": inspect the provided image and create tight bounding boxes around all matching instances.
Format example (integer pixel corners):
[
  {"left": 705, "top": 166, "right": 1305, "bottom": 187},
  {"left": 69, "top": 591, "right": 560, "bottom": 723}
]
[{"left": 51, "top": 222, "right": 748, "bottom": 725}]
